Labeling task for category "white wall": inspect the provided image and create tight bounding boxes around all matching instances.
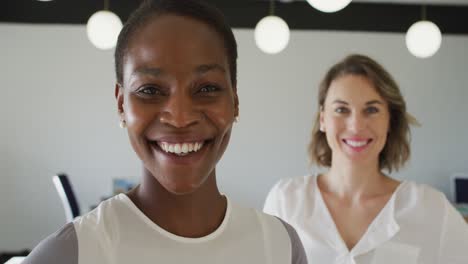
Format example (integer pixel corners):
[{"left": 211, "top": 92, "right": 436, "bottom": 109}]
[{"left": 1, "top": 23, "right": 467, "bottom": 251}]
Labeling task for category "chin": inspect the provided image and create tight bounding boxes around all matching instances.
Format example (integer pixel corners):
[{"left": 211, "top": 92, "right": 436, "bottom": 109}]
[
  {"left": 344, "top": 153, "right": 379, "bottom": 166},
  {"left": 167, "top": 182, "right": 201, "bottom": 195},
  {"left": 158, "top": 174, "right": 209, "bottom": 195}
]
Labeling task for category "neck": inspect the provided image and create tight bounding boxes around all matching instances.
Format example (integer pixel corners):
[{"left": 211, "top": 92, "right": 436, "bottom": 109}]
[
  {"left": 127, "top": 168, "right": 227, "bottom": 238},
  {"left": 321, "top": 155, "right": 385, "bottom": 199}
]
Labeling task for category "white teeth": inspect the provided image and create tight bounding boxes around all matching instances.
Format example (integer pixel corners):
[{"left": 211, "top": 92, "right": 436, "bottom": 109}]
[
  {"left": 345, "top": 140, "right": 368, "bottom": 147},
  {"left": 158, "top": 141, "right": 205, "bottom": 155},
  {"left": 181, "top": 143, "right": 188, "bottom": 153},
  {"left": 174, "top": 144, "right": 181, "bottom": 153},
  {"left": 197, "top": 142, "right": 204, "bottom": 151}
]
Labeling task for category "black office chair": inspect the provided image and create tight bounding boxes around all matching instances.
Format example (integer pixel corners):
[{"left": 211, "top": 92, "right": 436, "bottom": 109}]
[
  {"left": 452, "top": 173, "right": 468, "bottom": 203},
  {"left": 0, "top": 250, "right": 30, "bottom": 264},
  {"left": 52, "top": 174, "right": 81, "bottom": 222}
]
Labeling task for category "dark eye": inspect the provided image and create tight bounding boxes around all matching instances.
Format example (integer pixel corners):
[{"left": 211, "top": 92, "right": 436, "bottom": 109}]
[
  {"left": 137, "top": 86, "right": 162, "bottom": 96},
  {"left": 366, "top": 106, "right": 379, "bottom": 114},
  {"left": 335, "top": 107, "right": 349, "bottom": 114},
  {"left": 198, "top": 84, "right": 220, "bottom": 93}
]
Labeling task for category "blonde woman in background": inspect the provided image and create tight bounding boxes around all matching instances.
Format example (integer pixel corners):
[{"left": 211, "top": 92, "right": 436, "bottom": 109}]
[{"left": 264, "top": 54, "right": 468, "bottom": 264}]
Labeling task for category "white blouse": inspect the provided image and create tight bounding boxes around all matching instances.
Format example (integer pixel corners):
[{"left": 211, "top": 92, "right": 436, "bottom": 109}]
[{"left": 263, "top": 175, "right": 468, "bottom": 264}]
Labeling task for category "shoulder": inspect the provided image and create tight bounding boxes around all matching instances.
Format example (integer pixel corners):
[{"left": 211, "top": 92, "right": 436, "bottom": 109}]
[
  {"left": 22, "top": 196, "right": 123, "bottom": 264},
  {"left": 265, "top": 175, "right": 315, "bottom": 203},
  {"left": 22, "top": 196, "right": 126, "bottom": 264},
  {"left": 396, "top": 181, "right": 448, "bottom": 209},
  {"left": 246, "top": 208, "right": 307, "bottom": 264},
  {"left": 269, "top": 175, "right": 315, "bottom": 194},
  {"left": 394, "top": 181, "right": 456, "bottom": 225},
  {"left": 263, "top": 175, "right": 316, "bottom": 217},
  {"left": 22, "top": 223, "right": 78, "bottom": 264},
  {"left": 398, "top": 182, "right": 468, "bottom": 261},
  {"left": 75, "top": 194, "right": 129, "bottom": 229},
  {"left": 232, "top": 203, "right": 295, "bottom": 245},
  {"left": 73, "top": 194, "right": 129, "bottom": 244},
  {"left": 274, "top": 217, "right": 308, "bottom": 264}
]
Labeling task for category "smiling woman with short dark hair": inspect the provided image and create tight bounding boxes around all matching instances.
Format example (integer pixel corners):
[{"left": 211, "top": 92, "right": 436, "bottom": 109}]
[{"left": 23, "top": 1, "right": 307, "bottom": 263}]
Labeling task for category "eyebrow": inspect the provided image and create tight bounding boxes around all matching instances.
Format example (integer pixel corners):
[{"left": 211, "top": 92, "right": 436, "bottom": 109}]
[
  {"left": 365, "top": 100, "right": 384, "bottom": 105},
  {"left": 332, "top": 99, "right": 384, "bottom": 105},
  {"left": 133, "top": 67, "right": 163, "bottom": 78},
  {"left": 132, "top": 63, "right": 226, "bottom": 78},
  {"left": 332, "top": 100, "right": 348, "bottom": 105},
  {"left": 195, "top": 64, "right": 226, "bottom": 75}
]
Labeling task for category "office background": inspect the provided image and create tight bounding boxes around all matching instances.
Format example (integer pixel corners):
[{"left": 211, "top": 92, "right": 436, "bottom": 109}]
[{"left": 1, "top": 0, "right": 467, "bottom": 252}]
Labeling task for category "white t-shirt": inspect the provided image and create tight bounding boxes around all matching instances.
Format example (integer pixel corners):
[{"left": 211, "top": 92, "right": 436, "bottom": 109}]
[
  {"left": 263, "top": 175, "right": 468, "bottom": 264},
  {"left": 24, "top": 194, "right": 307, "bottom": 264}
]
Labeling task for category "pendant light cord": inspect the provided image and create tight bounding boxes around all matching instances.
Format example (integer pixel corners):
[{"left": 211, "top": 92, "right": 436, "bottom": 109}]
[
  {"left": 269, "top": 0, "right": 275, "bottom": 16},
  {"left": 421, "top": 5, "right": 427, "bottom": 20}
]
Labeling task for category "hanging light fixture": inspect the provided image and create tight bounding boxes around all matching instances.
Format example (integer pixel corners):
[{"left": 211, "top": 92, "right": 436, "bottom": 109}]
[
  {"left": 405, "top": 5, "right": 442, "bottom": 58},
  {"left": 306, "top": 0, "right": 352, "bottom": 13},
  {"left": 86, "top": 0, "right": 123, "bottom": 50},
  {"left": 255, "top": 0, "right": 290, "bottom": 54}
]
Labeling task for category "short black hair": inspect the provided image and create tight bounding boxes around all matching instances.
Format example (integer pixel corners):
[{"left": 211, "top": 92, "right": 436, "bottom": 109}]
[{"left": 114, "top": 0, "right": 238, "bottom": 86}]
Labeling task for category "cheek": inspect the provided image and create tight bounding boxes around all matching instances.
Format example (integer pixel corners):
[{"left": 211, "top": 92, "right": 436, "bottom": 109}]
[
  {"left": 205, "top": 101, "right": 236, "bottom": 132},
  {"left": 204, "top": 103, "right": 235, "bottom": 160},
  {"left": 125, "top": 98, "right": 157, "bottom": 137},
  {"left": 374, "top": 116, "right": 390, "bottom": 137},
  {"left": 324, "top": 117, "right": 346, "bottom": 149},
  {"left": 324, "top": 119, "right": 338, "bottom": 144},
  {"left": 325, "top": 116, "right": 344, "bottom": 133},
  {"left": 378, "top": 123, "right": 389, "bottom": 144},
  {"left": 207, "top": 110, "right": 230, "bottom": 128}
]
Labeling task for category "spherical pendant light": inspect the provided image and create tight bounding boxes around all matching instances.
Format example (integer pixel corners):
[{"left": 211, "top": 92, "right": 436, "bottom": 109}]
[
  {"left": 86, "top": 10, "right": 123, "bottom": 50},
  {"left": 306, "top": 0, "right": 352, "bottom": 13},
  {"left": 255, "top": 15, "right": 290, "bottom": 54},
  {"left": 406, "top": 20, "right": 442, "bottom": 58}
]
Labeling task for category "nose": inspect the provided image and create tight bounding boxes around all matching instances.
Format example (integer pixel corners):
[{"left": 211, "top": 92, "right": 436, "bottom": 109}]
[
  {"left": 159, "top": 92, "right": 202, "bottom": 128},
  {"left": 348, "top": 112, "right": 366, "bottom": 132}
]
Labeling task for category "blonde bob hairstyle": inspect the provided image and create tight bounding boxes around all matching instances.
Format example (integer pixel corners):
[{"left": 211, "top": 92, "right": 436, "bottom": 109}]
[{"left": 308, "top": 54, "right": 418, "bottom": 173}]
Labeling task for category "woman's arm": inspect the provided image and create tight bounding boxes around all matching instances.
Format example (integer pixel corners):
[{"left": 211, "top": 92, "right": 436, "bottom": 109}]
[
  {"left": 437, "top": 199, "right": 468, "bottom": 263},
  {"left": 22, "top": 223, "right": 78, "bottom": 264}
]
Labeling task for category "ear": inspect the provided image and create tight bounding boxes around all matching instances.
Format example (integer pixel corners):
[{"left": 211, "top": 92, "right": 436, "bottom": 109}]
[
  {"left": 233, "top": 86, "right": 239, "bottom": 118},
  {"left": 115, "top": 83, "right": 124, "bottom": 117},
  {"left": 319, "top": 106, "right": 325, "bottom": 132}
]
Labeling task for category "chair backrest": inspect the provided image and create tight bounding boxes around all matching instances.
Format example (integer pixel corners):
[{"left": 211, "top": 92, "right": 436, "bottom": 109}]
[
  {"left": 451, "top": 173, "right": 468, "bottom": 203},
  {"left": 52, "top": 174, "right": 80, "bottom": 222},
  {"left": 4, "top": 257, "right": 26, "bottom": 264}
]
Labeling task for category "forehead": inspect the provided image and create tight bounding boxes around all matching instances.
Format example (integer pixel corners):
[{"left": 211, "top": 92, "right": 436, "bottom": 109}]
[
  {"left": 123, "top": 14, "right": 228, "bottom": 77},
  {"left": 326, "top": 74, "right": 385, "bottom": 104}
]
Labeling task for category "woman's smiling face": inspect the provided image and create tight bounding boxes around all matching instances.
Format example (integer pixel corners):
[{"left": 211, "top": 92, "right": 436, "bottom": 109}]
[
  {"left": 116, "top": 14, "right": 238, "bottom": 195},
  {"left": 320, "top": 74, "right": 390, "bottom": 166}
]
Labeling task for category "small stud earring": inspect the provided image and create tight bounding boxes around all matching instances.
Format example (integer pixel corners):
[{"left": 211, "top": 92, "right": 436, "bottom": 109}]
[{"left": 119, "top": 120, "right": 127, "bottom": 129}]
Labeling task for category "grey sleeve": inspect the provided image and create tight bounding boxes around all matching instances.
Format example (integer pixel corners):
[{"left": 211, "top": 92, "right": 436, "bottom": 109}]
[
  {"left": 23, "top": 222, "right": 78, "bottom": 264},
  {"left": 276, "top": 217, "right": 308, "bottom": 264}
]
